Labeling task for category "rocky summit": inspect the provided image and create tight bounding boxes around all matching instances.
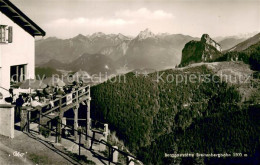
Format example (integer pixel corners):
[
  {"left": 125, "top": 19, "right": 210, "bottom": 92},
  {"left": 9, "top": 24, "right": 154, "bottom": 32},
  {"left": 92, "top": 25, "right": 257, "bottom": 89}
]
[
  {"left": 201, "top": 34, "right": 222, "bottom": 52},
  {"left": 179, "top": 34, "right": 222, "bottom": 67}
]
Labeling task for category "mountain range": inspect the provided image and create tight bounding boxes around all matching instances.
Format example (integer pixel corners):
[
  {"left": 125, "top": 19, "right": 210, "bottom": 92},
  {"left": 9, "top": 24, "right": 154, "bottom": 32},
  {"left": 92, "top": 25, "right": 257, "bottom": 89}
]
[
  {"left": 36, "top": 32, "right": 131, "bottom": 64},
  {"left": 226, "top": 32, "right": 260, "bottom": 52},
  {"left": 36, "top": 29, "right": 258, "bottom": 75},
  {"left": 36, "top": 29, "right": 200, "bottom": 73}
]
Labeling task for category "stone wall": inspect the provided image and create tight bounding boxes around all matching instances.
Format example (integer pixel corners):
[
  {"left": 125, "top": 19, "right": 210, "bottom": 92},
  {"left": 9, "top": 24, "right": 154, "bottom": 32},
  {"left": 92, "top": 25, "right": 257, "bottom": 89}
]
[
  {"left": 20, "top": 108, "right": 28, "bottom": 132},
  {"left": 0, "top": 105, "right": 14, "bottom": 138}
]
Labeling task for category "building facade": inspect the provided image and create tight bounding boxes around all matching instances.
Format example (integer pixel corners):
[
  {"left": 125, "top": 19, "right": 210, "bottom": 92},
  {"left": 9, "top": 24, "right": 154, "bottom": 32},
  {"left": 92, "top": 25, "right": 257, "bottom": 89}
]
[{"left": 0, "top": 0, "right": 45, "bottom": 99}]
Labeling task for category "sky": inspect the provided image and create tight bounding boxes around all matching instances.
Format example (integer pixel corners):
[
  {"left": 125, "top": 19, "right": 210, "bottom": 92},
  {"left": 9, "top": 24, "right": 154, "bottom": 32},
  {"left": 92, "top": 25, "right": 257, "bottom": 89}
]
[{"left": 11, "top": 0, "right": 260, "bottom": 39}]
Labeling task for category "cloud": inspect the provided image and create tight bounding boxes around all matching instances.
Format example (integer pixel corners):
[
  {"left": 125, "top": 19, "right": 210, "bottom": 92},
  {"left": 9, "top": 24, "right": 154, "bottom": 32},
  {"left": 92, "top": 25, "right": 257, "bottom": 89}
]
[
  {"left": 44, "top": 8, "right": 175, "bottom": 38},
  {"left": 115, "top": 8, "right": 174, "bottom": 20},
  {"left": 47, "top": 8, "right": 174, "bottom": 29},
  {"left": 44, "top": 17, "right": 135, "bottom": 38}
]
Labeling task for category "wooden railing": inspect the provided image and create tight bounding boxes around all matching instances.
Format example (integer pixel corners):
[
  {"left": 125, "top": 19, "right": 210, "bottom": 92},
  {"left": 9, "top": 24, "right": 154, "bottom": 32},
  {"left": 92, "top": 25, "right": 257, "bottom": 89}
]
[
  {"left": 36, "top": 113, "right": 139, "bottom": 165},
  {"left": 25, "top": 85, "right": 90, "bottom": 140},
  {"left": 26, "top": 86, "right": 89, "bottom": 122},
  {"left": 24, "top": 85, "right": 139, "bottom": 164},
  {"left": 40, "top": 85, "right": 90, "bottom": 115}
]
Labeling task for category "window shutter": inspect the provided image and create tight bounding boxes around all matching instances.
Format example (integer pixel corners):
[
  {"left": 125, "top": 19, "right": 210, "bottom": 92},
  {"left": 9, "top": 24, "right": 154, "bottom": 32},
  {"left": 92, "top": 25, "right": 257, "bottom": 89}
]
[
  {"left": 0, "top": 28, "right": 2, "bottom": 42},
  {"left": 0, "top": 25, "right": 3, "bottom": 42},
  {"left": 8, "top": 26, "right": 13, "bottom": 43}
]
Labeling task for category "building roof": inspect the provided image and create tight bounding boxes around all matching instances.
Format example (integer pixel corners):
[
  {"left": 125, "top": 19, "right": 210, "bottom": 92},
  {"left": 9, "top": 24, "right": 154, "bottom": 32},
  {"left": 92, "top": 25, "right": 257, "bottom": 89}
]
[{"left": 0, "top": 0, "right": 45, "bottom": 37}]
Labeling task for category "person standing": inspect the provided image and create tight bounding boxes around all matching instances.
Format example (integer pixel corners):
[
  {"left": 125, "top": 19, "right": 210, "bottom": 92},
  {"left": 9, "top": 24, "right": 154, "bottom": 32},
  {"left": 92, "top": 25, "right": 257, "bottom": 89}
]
[{"left": 15, "top": 95, "right": 24, "bottom": 122}]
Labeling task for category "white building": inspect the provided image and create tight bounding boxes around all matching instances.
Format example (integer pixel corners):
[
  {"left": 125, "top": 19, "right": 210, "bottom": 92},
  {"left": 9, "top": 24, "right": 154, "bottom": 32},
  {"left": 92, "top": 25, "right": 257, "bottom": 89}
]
[{"left": 0, "top": 0, "right": 45, "bottom": 99}]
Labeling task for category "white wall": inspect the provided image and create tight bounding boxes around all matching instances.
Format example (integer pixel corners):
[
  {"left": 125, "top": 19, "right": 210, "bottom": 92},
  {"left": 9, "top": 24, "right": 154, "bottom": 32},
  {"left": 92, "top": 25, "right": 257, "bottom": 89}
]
[{"left": 0, "top": 12, "right": 35, "bottom": 97}]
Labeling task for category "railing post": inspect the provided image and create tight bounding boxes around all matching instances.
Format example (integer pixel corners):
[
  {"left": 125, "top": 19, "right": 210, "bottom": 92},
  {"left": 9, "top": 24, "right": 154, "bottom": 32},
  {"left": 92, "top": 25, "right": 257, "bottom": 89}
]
[
  {"left": 72, "top": 90, "right": 79, "bottom": 141},
  {"left": 127, "top": 156, "right": 134, "bottom": 165},
  {"left": 108, "top": 146, "right": 111, "bottom": 165},
  {"left": 27, "top": 110, "right": 31, "bottom": 133},
  {"left": 38, "top": 107, "right": 42, "bottom": 134},
  {"left": 86, "top": 89, "right": 91, "bottom": 144},
  {"left": 59, "top": 98, "right": 62, "bottom": 112},
  {"left": 55, "top": 123, "right": 58, "bottom": 143},
  {"left": 74, "top": 106, "right": 79, "bottom": 141},
  {"left": 112, "top": 146, "right": 119, "bottom": 163},
  {"left": 56, "top": 98, "right": 63, "bottom": 143},
  {"left": 79, "top": 130, "right": 81, "bottom": 156},
  {"left": 57, "top": 117, "right": 62, "bottom": 143},
  {"left": 48, "top": 121, "right": 51, "bottom": 137},
  {"left": 90, "top": 131, "right": 95, "bottom": 150},
  {"left": 76, "top": 89, "right": 79, "bottom": 103}
]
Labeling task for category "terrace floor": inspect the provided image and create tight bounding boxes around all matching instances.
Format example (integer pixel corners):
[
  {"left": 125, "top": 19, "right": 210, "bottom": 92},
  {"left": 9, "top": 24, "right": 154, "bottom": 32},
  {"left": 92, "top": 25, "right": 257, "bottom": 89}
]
[{"left": 0, "top": 123, "right": 110, "bottom": 165}]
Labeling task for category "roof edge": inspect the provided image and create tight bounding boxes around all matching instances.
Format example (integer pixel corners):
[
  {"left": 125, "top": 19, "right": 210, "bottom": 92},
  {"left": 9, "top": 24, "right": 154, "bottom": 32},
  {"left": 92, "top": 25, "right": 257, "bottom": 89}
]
[{"left": 0, "top": 0, "right": 46, "bottom": 37}]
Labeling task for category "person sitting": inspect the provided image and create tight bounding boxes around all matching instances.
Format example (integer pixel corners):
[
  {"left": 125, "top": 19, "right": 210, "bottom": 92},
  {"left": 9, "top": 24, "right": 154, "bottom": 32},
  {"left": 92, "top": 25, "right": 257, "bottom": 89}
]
[
  {"left": 23, "top": 95, "right": 31, "bottom": 107},
  {"left": 43, "top": 85, "right": 51, "bottom": 96},
  {"left": 30, "top": 96, "right": 43, "bottom": 108},
  {"left": 66, "top": 87, "right": 72, "bottom": 94},
  {"left": 63, "top": 86, "right": 69, "bottom": 94},
  {"left": 36, "top": 90, "right": 44, "bottom": 100},
  {"left": 49, "top": 100, "right": 54, "bottom": 108},
  {"left": 79, "top": 80, "right": 84, "bottom": 87},
  {"left": 57, "top": 87, "right": 65, "bottom": 95}
]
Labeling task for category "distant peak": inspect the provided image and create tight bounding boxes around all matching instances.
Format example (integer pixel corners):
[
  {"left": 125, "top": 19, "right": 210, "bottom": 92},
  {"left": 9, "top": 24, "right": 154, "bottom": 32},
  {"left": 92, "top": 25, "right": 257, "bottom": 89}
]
[
  {"left": 140, "top": 28, "right": 153, "bottom": 35},
  {"left": 117, "top": 33, "right": 131, "bottom": 40},
  {"left": 117, "top": 33, "right": 125, "bottom": 38},
  {"left": 143, "top": 28, "right": 152, "bottom": 33},
  {"left": 74, "top": 34, "right": 86, "bottom": 39},
  {"left": 76, "top": 34, "right": 85, "bottom": 37},
  {"left": 137, "top": 28, "right": 155, "bottom": 40},
  {"left": 91, "top": 32, "right": 106, "bottom": 38}
]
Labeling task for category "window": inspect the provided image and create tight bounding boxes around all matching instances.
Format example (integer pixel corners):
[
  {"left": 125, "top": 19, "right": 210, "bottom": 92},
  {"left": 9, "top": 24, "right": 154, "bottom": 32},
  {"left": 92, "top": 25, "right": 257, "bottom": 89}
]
[
  {"left": 10, "top": 65, "right": 27, "bottom": 83},
  {"left": 0, "top": 25, "right": 7, "bottom": 43},
  {"left": 0, "top": 25, "right": 12, "bottom": 43}
]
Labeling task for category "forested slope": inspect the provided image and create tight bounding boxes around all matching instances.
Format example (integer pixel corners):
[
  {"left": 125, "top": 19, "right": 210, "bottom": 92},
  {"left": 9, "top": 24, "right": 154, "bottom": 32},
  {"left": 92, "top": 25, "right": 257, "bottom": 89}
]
[{"left": 91, "top": 64, "right": 260, "bottom": 164}]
